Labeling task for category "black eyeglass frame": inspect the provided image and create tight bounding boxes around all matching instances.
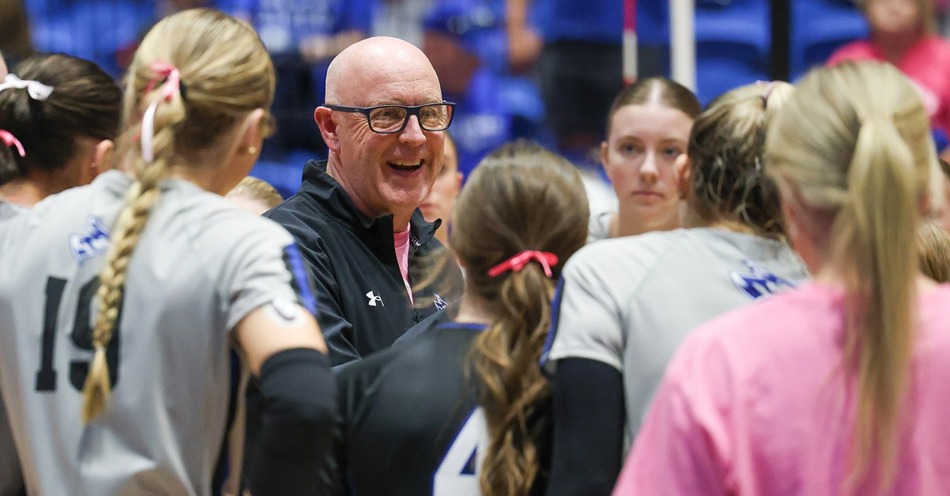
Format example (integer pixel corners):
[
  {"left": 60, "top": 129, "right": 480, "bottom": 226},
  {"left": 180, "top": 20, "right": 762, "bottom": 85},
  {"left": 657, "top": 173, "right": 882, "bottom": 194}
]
[{"left": 323, "top": 102, "right": 457, "bottom": 134}]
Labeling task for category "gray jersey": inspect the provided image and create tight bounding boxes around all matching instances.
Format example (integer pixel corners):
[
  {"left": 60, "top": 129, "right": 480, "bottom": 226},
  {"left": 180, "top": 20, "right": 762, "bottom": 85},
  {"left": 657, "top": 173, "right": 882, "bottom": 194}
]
[
  {"left": 545, "top": 228, "right": 809, "bottom": 449},
  {"left": 0, "top": 200, "right": 24, "bottom": 223},
  {"left": 0, "top": 199, "right": 25, "bottom": 496},
  {"left": 0, "top": 171, "right": 316, "bottom": 495}
]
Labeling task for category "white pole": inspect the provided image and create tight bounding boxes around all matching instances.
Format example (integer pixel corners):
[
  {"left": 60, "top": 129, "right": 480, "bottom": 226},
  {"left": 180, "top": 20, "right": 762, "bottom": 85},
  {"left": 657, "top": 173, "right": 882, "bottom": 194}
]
[{"left": 670, "top": 0, "right": 696, "bottom": 92}]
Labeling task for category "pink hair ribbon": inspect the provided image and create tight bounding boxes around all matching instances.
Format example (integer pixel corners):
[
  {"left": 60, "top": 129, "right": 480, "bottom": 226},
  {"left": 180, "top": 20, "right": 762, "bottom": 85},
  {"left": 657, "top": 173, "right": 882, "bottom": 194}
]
[
  {"left": 0, "top": 74, "right": 54, "bottom": 100},
  {"left": 487, "top": 250, "right": 559, "bottom": 278},
  {"left": 0, "top": 130, "right": 25, "bottom": 157},
  {"left": 141, "top": 61, "right": 182, "bottom": 163}
]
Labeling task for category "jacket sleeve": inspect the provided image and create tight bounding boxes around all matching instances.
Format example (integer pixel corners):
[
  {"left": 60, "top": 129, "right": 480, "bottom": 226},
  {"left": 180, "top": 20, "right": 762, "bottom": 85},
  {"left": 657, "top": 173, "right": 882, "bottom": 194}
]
[
  {"left": 264, "top": 206, "right": 360, "bottom": 367},
  {"left": 308, "top": 246, "right": 360, "bottom": 366}
]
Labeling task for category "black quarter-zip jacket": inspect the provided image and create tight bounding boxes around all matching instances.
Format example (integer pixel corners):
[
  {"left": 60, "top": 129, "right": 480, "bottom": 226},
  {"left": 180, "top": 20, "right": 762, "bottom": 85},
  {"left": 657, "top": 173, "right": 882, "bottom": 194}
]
[{"left": 264, "top": 160, "right": 462, "bottom": 366}]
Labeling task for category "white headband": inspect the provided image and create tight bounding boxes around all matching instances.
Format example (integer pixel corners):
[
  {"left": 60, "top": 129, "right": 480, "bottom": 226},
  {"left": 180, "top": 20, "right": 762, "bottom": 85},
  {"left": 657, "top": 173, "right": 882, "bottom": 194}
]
[{"left": 0, "top": 74, "right": 54, "bottom": 101}]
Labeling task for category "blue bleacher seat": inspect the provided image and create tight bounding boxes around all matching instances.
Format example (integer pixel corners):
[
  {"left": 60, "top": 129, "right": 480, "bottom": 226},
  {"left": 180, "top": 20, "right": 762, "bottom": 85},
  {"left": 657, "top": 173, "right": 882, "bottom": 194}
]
[
  {"left": 29, "top": 0, "right": 153, "bottom": 78},
  {"left": 791, "top": 0, "right": 868, "bottom": 79},
  {"left": 694, "top": 0, "right": 770, "bottom": 104}
]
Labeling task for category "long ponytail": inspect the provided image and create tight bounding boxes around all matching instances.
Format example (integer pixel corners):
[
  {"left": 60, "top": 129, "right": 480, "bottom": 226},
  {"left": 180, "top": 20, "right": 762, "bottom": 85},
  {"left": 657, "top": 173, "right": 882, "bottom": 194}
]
[
  {"left": 766, "top": 61, "right": 933, "bottom": 493},
  {"left": 838, "top": 114, "right": 919, "bottom": 490}
]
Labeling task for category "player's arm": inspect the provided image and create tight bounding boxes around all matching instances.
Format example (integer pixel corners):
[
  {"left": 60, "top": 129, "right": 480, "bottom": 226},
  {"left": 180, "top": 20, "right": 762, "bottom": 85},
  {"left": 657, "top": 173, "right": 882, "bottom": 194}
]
[
  {"left": 542, "top": 256, "right": 627, "bottom": 496},
  {"left": 236, "top": 304, "right": 337, "bottom": 496},
  {"left": 547, "top": 359, "right": 624, "bottom": 496}
]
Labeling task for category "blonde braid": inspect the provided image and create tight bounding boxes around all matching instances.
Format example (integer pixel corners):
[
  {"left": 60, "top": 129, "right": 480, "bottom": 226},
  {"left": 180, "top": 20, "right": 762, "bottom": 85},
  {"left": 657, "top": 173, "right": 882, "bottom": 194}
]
[{"left": 82, "top": 92, "right": 181, "bottom": 423}]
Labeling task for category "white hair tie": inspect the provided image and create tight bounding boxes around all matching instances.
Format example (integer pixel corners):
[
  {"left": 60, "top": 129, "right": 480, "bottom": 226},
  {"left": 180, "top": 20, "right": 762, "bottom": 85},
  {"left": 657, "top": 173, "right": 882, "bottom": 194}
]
[{"left": 0, "top": 74, "right": 54, "bottom": 101}]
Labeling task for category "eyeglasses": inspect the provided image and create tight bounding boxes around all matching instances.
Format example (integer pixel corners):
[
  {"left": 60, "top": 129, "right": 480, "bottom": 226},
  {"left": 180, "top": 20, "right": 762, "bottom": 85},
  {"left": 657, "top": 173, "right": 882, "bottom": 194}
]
[{"left": 324, "top": 102, "right": 456, "bottom": 134}]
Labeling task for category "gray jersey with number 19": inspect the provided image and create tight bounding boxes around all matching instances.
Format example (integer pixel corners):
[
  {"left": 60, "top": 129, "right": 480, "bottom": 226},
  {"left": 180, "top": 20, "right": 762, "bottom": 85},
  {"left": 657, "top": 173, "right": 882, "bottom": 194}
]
[{"left": 0, "top": 170, "right": 317, "bottom": 495}]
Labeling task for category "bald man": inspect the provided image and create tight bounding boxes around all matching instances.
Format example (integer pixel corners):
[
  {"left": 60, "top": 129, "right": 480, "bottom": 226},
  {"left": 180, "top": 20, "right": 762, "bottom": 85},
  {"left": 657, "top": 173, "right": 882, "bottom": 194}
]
[{"left": 263, "top": 37, "right": 462, "bottom": 366}]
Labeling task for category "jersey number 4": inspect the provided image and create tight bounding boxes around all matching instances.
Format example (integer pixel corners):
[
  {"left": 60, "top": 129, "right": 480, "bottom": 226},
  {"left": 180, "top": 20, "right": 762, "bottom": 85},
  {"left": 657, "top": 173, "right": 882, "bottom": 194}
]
[
  {"left": 434, "top": 407, "right": 489, "bottom": 495},
  {"left": 34, "top": 276, "right": 122, "bottom": 392}
]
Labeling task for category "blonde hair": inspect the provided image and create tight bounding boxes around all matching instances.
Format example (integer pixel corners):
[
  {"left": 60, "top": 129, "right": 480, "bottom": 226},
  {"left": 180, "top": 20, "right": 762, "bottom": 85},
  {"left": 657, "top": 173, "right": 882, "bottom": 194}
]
[
  {"left": 918, "top": 222, "right": 950, "bottom": 283},
  {"left": 686, "top": 81, "right": 794, "bottom": 238},
  {"left": 766, "top": 61, "right": 934, "bottom": 491},
  {"left": 83, "top": 8, "right": 275, "bottom": 422},
  {"left": 452, "top": 141, "right": 588, "bottom": 495},
  {"left": 227, "top": 176, "right": 283, "bottom": 211}
]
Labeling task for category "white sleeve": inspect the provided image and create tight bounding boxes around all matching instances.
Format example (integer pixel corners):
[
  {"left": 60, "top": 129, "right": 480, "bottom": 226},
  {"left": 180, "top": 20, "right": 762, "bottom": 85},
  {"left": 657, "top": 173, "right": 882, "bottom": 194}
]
[{"left": 544, "top": 249, "right": 625, "bottom": 372}]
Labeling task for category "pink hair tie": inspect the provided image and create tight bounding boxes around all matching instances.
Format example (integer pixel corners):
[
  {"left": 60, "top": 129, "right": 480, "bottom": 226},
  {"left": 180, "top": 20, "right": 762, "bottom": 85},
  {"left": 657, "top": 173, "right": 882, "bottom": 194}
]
[
  {"left": 144, "top": 61, "right": 181, "bottom": 102},
  {"left": 0, "top": 130, "right": 26, "bottom": 157},
  {"left": 487, "top": 250, "right": 559, "bottom": 278},
  {"left": 141, "top": 61, "right": 182, "bottom": 163}
]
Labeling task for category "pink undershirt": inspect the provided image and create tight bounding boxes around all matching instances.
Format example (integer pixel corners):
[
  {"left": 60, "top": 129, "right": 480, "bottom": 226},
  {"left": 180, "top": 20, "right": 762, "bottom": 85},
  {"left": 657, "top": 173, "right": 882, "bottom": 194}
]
[{"left": 393, "top": 227, "right": 412, "bottom": 304}]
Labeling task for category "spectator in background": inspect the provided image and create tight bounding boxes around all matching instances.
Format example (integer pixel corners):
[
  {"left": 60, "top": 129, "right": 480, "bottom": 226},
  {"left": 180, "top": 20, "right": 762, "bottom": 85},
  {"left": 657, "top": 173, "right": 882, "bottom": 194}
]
[
  {"left": 372, "top": 0, "right": 435, "bottom": 47},
  {"left": 228, "top": 176, "right": 284, "bottom": 216},
  {"left": 827, "top": 0, "right": 950, "bottom": 158},
  {"left": 0, "top": 0, "right": 34, "bottom": 69},
  {"left": 227, "top": 0, "right": 370, "bottom": 158},
  {"left": 533, "top": 0, "right": 623, "bottom": 166},
  {"left": 419, "top": 132, "right": 462, "bottom": 247},
  {"left": 0, "top": 54, "right": 122, "bottom": 207},
  {"left": 590, "top": 77, "right": 701, "bottom": 242},
  {"left": 422, "top": 0, "right": 549, "bottom": 177}
]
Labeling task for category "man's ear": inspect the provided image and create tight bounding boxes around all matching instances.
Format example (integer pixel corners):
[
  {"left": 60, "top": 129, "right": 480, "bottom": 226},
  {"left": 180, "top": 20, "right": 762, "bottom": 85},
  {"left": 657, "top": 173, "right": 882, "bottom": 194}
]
[{"left": 314, "top": 106, "right": 341, "bottom": 152}]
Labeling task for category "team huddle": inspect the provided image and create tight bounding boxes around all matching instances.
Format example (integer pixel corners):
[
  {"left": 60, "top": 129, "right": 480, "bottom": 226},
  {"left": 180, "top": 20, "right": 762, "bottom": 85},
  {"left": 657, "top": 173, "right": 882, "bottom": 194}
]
[{"left": 2, "top": 6, "right": 950, "bottom": 496}]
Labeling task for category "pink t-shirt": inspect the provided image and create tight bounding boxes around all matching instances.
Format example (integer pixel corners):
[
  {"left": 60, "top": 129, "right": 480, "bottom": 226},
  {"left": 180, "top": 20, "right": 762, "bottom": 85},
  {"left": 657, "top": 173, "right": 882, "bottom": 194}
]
[
  {"left": 827, "top": 37, "right": 950, "bottom": 135},
  {"left": 616, "top": 282, "right": 950, "bottom": 496},
  {"left": 394, "top": 228, "right": 412, "bottom": 304}
]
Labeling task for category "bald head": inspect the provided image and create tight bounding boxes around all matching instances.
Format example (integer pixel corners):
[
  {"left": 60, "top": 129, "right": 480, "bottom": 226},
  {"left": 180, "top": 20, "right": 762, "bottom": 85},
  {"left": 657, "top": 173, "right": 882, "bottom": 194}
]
[{"left": 325, "top": 37, "right": 441, "bottom": 105}]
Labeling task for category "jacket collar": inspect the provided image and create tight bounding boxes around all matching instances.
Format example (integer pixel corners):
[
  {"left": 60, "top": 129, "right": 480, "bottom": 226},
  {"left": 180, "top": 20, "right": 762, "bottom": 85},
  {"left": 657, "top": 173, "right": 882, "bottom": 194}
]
[{"left": 300, "top": 159, "right": 440, "bottom": 245}]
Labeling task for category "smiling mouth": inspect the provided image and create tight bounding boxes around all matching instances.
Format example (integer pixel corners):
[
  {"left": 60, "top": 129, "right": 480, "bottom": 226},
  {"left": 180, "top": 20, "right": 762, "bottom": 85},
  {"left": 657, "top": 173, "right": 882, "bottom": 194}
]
[{"left": 389, "top": 161, "right": 423, "bottom": 172}]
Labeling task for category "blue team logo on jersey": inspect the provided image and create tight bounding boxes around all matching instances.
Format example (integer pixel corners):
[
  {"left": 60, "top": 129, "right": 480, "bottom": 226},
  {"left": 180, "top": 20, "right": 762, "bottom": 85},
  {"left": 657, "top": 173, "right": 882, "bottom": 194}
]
[
  {"left": 69, "top": 216, "right": 111, "bottom": 264},
  {"left": 730, "top": 260, "right": 797, "bottom": 300}
]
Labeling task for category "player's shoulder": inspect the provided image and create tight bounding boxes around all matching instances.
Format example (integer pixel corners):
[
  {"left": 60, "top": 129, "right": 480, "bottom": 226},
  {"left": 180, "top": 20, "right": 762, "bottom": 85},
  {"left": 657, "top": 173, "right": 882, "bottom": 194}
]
[{"left": 566, "top": 229, "right": 690, "bottom": 280}]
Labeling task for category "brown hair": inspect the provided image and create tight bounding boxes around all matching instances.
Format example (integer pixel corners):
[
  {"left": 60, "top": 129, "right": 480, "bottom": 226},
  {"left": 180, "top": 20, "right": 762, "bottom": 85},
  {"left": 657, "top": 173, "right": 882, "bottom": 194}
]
[
  {"left": 918, "top": 222, "right": 950, "bottom": 283},
  {"left": 0, "top": 54, "right": 121, "bottom": 186},
  {"left": 452, "top": 140, "right": 588, "bottom": 496},
  {"left": 83, "top": 8, "right": 276, "bottom": 422},
  {"left": 686, "top": 81, "right": 794, "bottom": 239},
  {"left": 766, "top": 61, "right": 933, "bottom": 491},
  {"left": 604, "top": 77, "right": 701, "bottom": 136}
]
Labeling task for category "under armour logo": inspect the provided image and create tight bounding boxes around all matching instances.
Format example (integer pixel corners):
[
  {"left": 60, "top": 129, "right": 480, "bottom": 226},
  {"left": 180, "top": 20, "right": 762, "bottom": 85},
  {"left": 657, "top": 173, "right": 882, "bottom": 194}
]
[{"left": 366, "top": 291, "right": 384, "bottom": 307}]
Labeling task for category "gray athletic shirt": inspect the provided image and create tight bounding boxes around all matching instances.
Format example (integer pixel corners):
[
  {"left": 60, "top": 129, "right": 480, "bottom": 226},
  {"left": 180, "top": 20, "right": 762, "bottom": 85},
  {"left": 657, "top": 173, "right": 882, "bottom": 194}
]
[
  {"left": 0, "top": 170, "right": 314, "bottom": 495},
  {"left": 545, "top": 228, "right": 809, "bottom": 450}
]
